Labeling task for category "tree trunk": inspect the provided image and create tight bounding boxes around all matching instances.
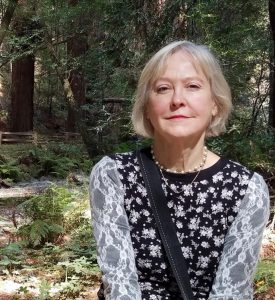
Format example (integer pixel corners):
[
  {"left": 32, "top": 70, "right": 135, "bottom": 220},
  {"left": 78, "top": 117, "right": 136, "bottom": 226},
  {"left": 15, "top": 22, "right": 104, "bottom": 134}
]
[
  {"left": 0, "top": 0, "right": 19, "bottom": 47},
  {"left": 66, "top": 68, "right": 86, "bottom": 131},
  {"left": 66, "top": 0, "right": 88, "bottom": 131},
  {"left": 9, "top": 0, "right": 37, "bottom": 132},
  {"left": 269, "top": 0, "right": 275, "bottom": 128},
  {"left": 10, "top": 55, "right": 34, "bottom": 131}
]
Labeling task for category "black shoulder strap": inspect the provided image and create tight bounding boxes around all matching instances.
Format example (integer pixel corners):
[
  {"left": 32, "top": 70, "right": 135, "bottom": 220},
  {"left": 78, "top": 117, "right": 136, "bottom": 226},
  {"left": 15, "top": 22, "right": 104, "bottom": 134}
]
[{"left": 137, "top": 148, "right": 194, "bottom": 300}]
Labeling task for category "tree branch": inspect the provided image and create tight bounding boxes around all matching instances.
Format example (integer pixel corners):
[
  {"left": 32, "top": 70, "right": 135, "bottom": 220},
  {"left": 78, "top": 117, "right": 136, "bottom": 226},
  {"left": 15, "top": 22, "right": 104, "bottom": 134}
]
[{"left": 0, "top": 0, "right": 19, "bottom": 47}]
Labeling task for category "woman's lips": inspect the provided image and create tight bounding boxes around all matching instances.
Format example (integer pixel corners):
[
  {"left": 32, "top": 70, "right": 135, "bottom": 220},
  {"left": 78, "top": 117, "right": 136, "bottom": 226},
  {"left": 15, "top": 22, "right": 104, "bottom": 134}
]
[{"left": 166, "top": 115, "right": 190, "bottom": 119}]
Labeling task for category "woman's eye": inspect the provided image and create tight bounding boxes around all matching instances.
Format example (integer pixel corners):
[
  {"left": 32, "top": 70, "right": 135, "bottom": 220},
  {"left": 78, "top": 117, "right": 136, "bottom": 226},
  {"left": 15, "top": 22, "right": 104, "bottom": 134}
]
[
  {"left": 156, "top": 86, "right": 170, "bottom": 93},
  {"left": 188, "top": 84, "right": 200, "bottom": 89}
]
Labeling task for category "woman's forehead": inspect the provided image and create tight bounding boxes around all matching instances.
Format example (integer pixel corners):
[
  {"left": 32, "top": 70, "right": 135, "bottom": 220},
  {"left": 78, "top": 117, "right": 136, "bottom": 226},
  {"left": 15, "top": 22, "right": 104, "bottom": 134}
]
[{"left": 151, "top": 50, "right": 206, "bottom": 84}]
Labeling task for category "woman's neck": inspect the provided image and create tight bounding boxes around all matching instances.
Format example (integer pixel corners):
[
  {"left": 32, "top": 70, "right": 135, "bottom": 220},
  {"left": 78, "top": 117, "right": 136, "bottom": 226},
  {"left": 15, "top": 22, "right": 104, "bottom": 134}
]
[{"left": 152, "top": 137, "right": 207, "bottom": 173}]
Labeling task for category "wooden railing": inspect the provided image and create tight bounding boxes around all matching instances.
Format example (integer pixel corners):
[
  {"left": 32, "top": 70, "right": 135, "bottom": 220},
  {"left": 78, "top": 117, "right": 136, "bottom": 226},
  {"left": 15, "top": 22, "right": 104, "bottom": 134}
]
[
  {"left": 0, "top": 131, "right": 82, "bottom": 145},
  {"left": 0, "top": 132, "right": 34, "bottom": 144}
]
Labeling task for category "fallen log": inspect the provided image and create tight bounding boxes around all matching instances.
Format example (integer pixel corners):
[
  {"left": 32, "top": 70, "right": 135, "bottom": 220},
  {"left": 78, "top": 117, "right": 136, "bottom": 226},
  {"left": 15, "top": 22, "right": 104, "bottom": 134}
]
[
  {"left": 0, "top": 176, "right": 87, "bottom": 199},
  {"left": 0, "top": 181, "right": 57, "bottom": 198}
]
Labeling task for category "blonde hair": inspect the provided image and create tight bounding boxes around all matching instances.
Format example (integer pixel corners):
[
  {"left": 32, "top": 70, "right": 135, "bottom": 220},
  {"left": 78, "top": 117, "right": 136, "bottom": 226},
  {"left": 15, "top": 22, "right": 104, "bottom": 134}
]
[{"left": 131, "top": 41, "right": 232, "bottom": 138}]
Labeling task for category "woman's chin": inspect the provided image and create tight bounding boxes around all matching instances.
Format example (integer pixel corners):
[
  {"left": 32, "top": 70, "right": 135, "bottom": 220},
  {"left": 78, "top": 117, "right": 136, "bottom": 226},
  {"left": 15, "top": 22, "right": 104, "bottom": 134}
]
[{"left": 155, "top": 130, "right": 205, "bottom": 143}]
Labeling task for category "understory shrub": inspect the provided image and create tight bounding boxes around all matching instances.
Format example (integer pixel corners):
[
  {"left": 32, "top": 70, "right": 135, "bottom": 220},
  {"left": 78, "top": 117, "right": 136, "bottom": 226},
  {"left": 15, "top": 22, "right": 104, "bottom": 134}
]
[
  {"left": 0, "top": 242, "right": 25, "bottom": 273},
  {"left": 208, "top": 114, "right": 275, "bottom": 175},
  {"left": 254, "top": 260, "right": 275, "bottom": 294},
  {"left": 17, "top": 186, "right": 76, "bottom": 247}
]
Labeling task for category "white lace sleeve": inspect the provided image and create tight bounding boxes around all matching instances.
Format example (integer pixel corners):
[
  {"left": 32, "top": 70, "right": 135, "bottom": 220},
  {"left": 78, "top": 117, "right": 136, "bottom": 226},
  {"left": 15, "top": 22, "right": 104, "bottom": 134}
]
[
  {"left": 89, "top": 156, "right": 142, "bottom": 300},
  {"left": 208, "top": 173, "right": 270, "bottom": 300}
]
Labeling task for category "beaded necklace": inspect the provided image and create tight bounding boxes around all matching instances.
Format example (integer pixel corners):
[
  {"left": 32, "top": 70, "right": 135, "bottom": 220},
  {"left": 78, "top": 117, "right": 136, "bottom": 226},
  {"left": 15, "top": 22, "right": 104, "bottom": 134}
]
[
  {"left": 151, "top": 146, "right": 208, "bottom": 174},
  {"left": 151, "top": 146, "right": 208, "bottom": 187}
]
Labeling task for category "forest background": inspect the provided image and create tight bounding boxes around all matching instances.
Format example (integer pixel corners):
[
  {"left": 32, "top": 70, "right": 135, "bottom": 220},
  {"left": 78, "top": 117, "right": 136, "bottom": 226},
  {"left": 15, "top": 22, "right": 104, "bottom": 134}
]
[{"left": 0, "top": 0, "right": 275, "bottom": 299}]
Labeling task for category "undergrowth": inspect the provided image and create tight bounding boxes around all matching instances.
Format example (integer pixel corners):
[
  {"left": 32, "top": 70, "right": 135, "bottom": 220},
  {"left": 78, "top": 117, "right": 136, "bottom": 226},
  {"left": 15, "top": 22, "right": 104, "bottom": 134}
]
[
  {"left": 0, "top": 184, "right": 98, "bottom": 299},
  {"left": 254, "top": 260, "right": 275, "bottom": 294},
  {"left": 0, "top": 143, "right": 91, "bottom": 183}
]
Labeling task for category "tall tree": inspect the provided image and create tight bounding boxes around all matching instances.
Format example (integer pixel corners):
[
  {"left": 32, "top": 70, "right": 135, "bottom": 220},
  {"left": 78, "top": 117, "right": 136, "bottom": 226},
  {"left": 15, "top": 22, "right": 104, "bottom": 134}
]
[
  {"left": 10, "top": 4, "right": 37, "bottom": 131},
  {"left": 66, "top": 0, "right": 88, "bottom": 131},
  {"left": 0, "top": 0, "right": 19, "bottom": 47},
  {"left": 10, "top": 54, "right": 34, "bottom": 131},
  {"left": 269, "top": 0, "right": 275, "bottom": 128}
]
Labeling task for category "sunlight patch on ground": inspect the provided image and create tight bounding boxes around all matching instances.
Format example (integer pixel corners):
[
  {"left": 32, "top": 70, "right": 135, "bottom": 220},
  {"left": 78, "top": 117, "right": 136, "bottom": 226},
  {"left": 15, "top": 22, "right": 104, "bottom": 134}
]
[
  {"left": 0, "top": 276, "right": 100, "bottom": 298},
  {"left": 0, "top": 278, "right": 40, "bottom": 295},
  {"left": 0, "top": 278, "right": 53, "bottom": 297},
  {"left": 0, "top": 280, "right": 21, "bottom": 293},
  {"left": 0, "top": 278, "right": 100, "bottom": 299}
]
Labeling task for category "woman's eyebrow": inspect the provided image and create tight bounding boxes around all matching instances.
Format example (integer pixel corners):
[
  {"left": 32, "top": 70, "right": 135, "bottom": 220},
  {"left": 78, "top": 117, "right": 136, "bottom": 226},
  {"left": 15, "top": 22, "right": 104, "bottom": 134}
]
[{"left": 155, "top": 76, "right": 205, "bottom": 83}]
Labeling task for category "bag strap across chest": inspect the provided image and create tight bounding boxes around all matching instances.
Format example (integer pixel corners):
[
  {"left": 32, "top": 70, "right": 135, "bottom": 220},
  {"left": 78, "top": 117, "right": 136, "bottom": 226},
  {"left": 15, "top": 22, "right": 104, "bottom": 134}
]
[{"left": 137, "top": 148, "right": 195, "bottom": 300}]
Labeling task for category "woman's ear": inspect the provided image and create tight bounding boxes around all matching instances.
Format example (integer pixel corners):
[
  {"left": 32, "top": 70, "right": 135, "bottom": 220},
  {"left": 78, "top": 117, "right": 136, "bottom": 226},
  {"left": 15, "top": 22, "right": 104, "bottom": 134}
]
[{"left": 212, "top": 103, "right": 218, "bottom": 117}]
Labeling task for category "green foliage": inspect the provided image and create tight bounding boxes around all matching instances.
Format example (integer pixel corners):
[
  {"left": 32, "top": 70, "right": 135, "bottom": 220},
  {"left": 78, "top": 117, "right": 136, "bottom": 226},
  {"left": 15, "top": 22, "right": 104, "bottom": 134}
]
[
  {"left": 18, "top": 220, "right": 63, "bottom": 247},
  {"left": 15, "top": 184, "right": 92, "bottom": 250},
  {"left": 0, "top": 143, "right": 90, "bottom": 180},
  {"left": 65, "top": 223, "right": 96, "bottom": 259},
  {"left": 0, "top": 161, "right": 23, "bottom": 182},
  {"left": 46, "top": 143, "right": 92, "bottom": 174},
  {"left": 21, "top": 185, "right": 72, "bottom": 220},
  {"left": 0, "top": 184, "right": 97, "bottom": 298},
  {"left": 17, "top": 186, "right": 73, "bottom": 246},
  {"left": 254, "top": 260, "right": 275, "bottom": 294},
  {"left": 0, "top": 1, "right": 274, "bottom": 297},
  {"left": 79, "top": 101, "right": 134, "bottom": 157},
  {"left": 58, "top": 256, "right": 93, "bottom": 279},
  {"left": 62, "top": 188, "right": 97, "bottom": 259},
  {"left": 193, "top": 0, "right": 270, "bottom": 90},
  {"left": 1, "top": 0, "right": 273, "bottom": 160},
  {"left": 0, "top": 242, "right": 25, "bottom": 272},
  {"left": 20, "top": 145, "right": 89, "bottom": 178},
  {"left": 55, "top": 255, "right": 98, "bottom": 299},
  {"left": 113, "top": 138, "right": 152, "bottom": 154},
  {"left": 207, "top": 111, "right": 275, "bottom": 174},
  {"left": 36, "top": 280, "right": 51, "bottom": 300},
  {"left": 63, "top": 199, "right": 89, "bottom": 232}
]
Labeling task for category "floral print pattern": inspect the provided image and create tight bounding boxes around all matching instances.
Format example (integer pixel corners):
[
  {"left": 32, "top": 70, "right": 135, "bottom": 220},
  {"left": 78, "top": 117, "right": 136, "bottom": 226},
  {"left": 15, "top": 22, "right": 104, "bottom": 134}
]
[{"left": 90, "top": 150, "right": 269, "bottom": 300}]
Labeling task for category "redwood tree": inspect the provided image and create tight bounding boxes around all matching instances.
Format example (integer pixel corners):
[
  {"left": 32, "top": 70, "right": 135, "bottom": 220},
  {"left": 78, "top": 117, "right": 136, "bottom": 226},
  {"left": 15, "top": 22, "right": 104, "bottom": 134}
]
[
  {"left": 66, "top": 0, "right": 88, "bottom": 131},
  {"left": 0, "top": 0, "right": 19, "bottom": 47},
  {"left": 269, "top": 0, "right": 275, "bottom": 129},
  {"left": 10, "top": 55, "right": 34, "bottom": 131},
  {"left": 10, "top": 12, "right": 36, "bottom": 132}
]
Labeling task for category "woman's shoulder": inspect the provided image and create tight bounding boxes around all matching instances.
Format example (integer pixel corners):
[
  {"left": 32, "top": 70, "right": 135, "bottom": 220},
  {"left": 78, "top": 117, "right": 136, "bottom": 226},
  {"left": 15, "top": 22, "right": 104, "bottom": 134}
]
[
  {"left": 90, "top": 155, "right": 116, "bottom": 178},
  {"left": 212, "top": 158, "right": 269, "bottom": 196},
  {"left": 109, "top": 150, "right": 137, "bottom": 163},
  {"left": 223, "top": 159, "right": 269, "bottom": 209},
  {"left": 90, "top": 151, "right": 137, "bottom": 177},
  {"left": 224, "top": 158, "right": 267, "bottom": 182},
  {"left": 220, "top": 157, "right": 255, "bottom": 179}
]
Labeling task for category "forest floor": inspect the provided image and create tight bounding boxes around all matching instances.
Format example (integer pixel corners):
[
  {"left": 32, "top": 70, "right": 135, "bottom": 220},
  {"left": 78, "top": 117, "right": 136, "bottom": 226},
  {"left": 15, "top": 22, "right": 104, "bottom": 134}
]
[
  {"left": 0, "top": 202, "right": 275, "bottom": 299},
  {"left": 0, "top": 204, "right": 100, "bottom": 300},
  {"left": 257, "top": 241, "right": 275, "bottom": 300}
]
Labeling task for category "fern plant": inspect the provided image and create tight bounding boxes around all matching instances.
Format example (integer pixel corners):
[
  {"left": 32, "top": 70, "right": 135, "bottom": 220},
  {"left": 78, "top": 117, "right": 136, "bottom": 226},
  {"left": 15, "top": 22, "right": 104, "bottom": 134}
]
[
  {"left": 17, "top": 145, "right": 88, "bottom": 179},
  {"left": 17, "top": 186, "right": 73, "bottom": 247},
  {"left": 0, "top": 161, "right": 23, "bottom": 182},
  {"left": 0, "top": 242, "right": 25, "bottom": 272},
  {"left": 17, "top": 220, "right": 63, "bottom": 247}
]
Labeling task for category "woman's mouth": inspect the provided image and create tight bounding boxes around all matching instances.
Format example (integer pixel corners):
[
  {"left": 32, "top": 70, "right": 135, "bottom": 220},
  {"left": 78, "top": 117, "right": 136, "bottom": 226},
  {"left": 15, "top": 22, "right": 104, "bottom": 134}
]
[{"left": 166, "top": 115, "right": 190, "bottom": 120}]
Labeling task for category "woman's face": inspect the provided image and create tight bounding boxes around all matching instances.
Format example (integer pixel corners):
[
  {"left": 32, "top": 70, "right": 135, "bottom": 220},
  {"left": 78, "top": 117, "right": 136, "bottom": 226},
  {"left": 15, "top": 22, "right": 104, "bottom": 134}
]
[{"left": 146, "top": 51, "right": 217, "bottom": 143}]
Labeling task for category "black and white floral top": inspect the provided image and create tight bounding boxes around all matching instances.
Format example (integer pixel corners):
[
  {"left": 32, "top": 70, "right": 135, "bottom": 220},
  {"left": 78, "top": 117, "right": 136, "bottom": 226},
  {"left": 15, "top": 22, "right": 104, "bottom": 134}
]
[{"left": 89, "top": 149, "right": 269, "bottom": 300}]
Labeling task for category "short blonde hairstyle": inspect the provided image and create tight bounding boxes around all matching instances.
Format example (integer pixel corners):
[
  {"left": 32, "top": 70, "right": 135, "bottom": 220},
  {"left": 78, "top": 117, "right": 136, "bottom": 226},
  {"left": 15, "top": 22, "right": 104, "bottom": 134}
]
[{"left": 131, "top": 41, "right": 232, "bottom": 138}]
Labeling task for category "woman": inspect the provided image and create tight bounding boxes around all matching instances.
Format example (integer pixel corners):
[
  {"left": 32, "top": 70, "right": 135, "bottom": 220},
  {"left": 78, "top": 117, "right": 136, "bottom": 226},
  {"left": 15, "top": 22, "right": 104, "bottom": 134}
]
[{"left": 90, "top": 41, "right": 270, "bottom": 299}]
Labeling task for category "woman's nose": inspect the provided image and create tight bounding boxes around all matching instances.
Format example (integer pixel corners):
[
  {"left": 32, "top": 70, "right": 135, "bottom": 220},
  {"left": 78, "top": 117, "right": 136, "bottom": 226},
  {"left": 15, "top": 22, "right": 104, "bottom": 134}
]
[{"left": 171, "top": 89, "right": 186, "bottom": 107}]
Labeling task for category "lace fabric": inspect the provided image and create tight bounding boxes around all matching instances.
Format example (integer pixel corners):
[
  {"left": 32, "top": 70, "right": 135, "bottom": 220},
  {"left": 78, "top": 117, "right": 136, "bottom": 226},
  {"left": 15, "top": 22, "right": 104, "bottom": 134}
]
[{"left": 90, "top": 153, "right": 269, "bottom": 300}]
